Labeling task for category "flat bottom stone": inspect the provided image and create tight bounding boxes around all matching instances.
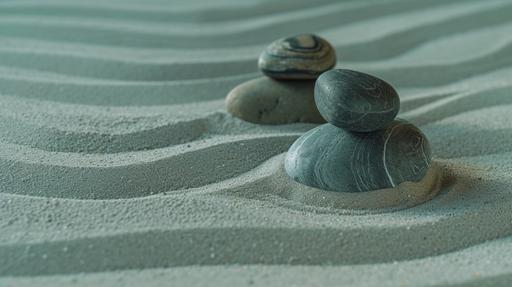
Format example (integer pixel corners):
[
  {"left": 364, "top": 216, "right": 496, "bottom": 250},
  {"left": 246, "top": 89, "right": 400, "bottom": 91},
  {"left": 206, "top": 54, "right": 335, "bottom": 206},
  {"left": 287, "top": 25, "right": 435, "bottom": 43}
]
[{"left": 226, "top": 77, "right": 325, "bottom": 125}]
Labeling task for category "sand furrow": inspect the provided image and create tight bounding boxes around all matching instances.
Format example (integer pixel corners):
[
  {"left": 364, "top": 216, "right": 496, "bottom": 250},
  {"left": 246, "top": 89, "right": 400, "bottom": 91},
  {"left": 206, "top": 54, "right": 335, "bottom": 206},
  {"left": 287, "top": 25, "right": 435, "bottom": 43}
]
[
  {"left": 0, "top": 0, "right": 478, "bottom": 38},
  {"left": 1, "top": 39, "right": 512, "bottom": 82},
  {"left": 0, "top": 1, "right": 374, "bottom": 35},
  {"left": 0, "top": 96, "right": 314, "bottom": 153},
  {"left": 0, "top": 50, "right": 257, "bottom": 81},
  {"left": 351, "top": 23, "right": 512, "bottom": 68},
  {"left": 0, "top": 0, "right": 344, "bottom": 23},
  {"left": 3, "top": 241, "right": 512, "bottom": 287},
  {"left": 3, "top": 21, "right": 512, "bottom": 82},
  {"left": 3, "top": 20, "right": 509, "bottom": 65},
  {"left": 0, "top": 134, "right": 299, "bottom": 198},
  {"left": 0, "top": 0, "right": 500, "bottom": 49},
  {"left": 330, "top": 0, "right": 512, "bottom": 61},
  {"left": 0, "top": 154, "right": 511, "bottom": 275},
  {"left": 360, "top": 41, "right": 512, "bottom": 88},
  {"left": 421, "top": 105, "right": 512, "bottom": 158},
  {"left": 0, "top": 115, "right": 212, "bottom": 153},
  {"left": 6, "top": 18, "right": 512, "bottom": 65},
  {"left": 0, "top": 72, "right": 257, "bottom": 105},
  {"left": 401, "top": 87, "right": 512, "bottom": 125},
  {"left": 0, "top": 65, "right": 510, "bottom": 108}
]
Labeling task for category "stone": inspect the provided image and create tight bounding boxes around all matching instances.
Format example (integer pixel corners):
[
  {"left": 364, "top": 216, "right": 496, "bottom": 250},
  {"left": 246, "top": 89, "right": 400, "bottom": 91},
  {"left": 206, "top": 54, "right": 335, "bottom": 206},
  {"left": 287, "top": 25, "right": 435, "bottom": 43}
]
[
  {"left": 284, "top": 119, "right": 431, "bottom": 192},
  {"left": 314, "top": 69, "right": 400, "bottom": 132},
  {"left": 258, "top": 34, "right": 336, "bottom": 80},
  {"left": 226, "top": 77, "right": 325, "bottom": 125}
]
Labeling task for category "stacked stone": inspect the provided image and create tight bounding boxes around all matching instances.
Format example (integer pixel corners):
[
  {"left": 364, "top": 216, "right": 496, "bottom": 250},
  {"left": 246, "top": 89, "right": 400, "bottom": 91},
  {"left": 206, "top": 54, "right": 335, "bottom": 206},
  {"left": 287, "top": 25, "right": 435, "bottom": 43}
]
[
  {"left": 226, "top": 34, "right": 336, "bottom": 124},
  {"left": 225, "top": 34, "right": 431, "bottom": 192},
  {"left": 285, "top": 69, "right": 432, "bottom": 192}
]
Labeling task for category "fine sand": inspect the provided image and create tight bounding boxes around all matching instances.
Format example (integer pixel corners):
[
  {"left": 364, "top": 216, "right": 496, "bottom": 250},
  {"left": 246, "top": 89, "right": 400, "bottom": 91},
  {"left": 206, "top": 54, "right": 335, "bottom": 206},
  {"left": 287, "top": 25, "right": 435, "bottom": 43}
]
[{"left": 2, "top": 0, "right": 512, "bottom": 286}]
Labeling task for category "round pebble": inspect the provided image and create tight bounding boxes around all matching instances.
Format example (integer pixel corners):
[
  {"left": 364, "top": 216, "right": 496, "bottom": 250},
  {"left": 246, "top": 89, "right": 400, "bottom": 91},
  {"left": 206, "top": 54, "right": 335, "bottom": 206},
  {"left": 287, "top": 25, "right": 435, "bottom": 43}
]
[
  {"left": 284, "top": 119, "right": 431, "bottom": 192},
  {"left": 226, "top": 77, "right": 325, "bottom": 124},
  {"left": 258, "top": 34, "right": 336, "bottom": 80},
  {"left": 314, "top": 69, "right": 400, "bottom": 132}
]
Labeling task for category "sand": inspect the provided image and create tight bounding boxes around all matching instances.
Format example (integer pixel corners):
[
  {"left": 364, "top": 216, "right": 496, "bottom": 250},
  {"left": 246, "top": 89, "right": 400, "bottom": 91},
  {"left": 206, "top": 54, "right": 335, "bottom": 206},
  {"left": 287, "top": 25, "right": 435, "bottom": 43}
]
[{"left": 1, "top": 0, "right": 512, "bottom": 286}]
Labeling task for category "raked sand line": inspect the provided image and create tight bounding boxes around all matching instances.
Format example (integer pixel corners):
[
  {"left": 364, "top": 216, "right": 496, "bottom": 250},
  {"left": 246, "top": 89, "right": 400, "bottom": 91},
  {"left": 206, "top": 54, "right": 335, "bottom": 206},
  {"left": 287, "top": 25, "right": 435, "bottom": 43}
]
[
  {"left": 0, "top": 36, "right": 261, "bottom": 62},
  {"left": 2, "top": 151, "right": 511, "bottom": 240},
  {"left": 430, "top": 127, "right": 512, "bottom": 159},
  {"left": 401, "top": 86, "right": 512, "bottom": 125},
  {"left": 6, "top": 18, "right": 512, "bottom": 65},
  {"left": 363, "top": 41, "right": 512, "bottom": 88},
  {"left": 0, "top": 3, "right": 504, "bottom": 69},
  {"left": 0, "top": 156, "right": 511, "bottom": 275},
  {"left": 0, "top": 115, "right": 213, "bottom": 153},
  {"left": 0, "top": 0, "right": 467, "bottom": 45},
  {"left": 3, "top": 33, "right": 512, "bottom": 82},
  {"left": 0, "top": 1, "right": 376, "bottom": 36},
  {"left": 0, "top": 0, "right": 477, "bottom": 38},
  {"left": 0, "top": 134, "right": 298, "bottom": 199},
  {"left": 399, "top": 92, "right": 457, "bottom": 113},
  {"left": 0, "top": 96, "right": 315, "bottom": 153},
  {"left": 0, "top": 73, "right": 258, "bottom": 106},
  {"left": 0, "top": 0, "right": 343, "bottom": 23},
  {"left": 3, "top": 236, "right": 512, "bottom": 287},
  {"left": 4, "top": 20, "right": 511, "bottom": 67},
  {"left": 397, "top": 67, "right": 512, "bottom": 105},
  {"left": 0, "top": 95, "right": 227, "bottom": 118},
  {"left": 0, "top": 112, "right": 312, "bottom": 154},
  {"left": 1, "top": 83, "right": 508, "bottom": 155},
  {"left": 3, "top": 5, "right": 512, "bottom": 84},
  {"left": 0, "top": 0, "right": 274, "bottom": 12},
  {"left": 3, "top": 17, "right": 512, "bottom": 83},
  {"left": 330, "top": 0, "right": 512, "bottom": 61},
  {"left": 0, "top": 64, "right": 509, "bottom": 108},
  {"left": 422, "top": 106, "right": 512, "bottom": 159},
  {"left": 2, "top": 83, "right": 510, "bottom": 156},
  {"left": 1, "top": 40, "right": 511, "bottom": 83},
  {"left": 0, "top": 0, "right": 500, "bottom": 49},
  {"left": 350, "top": 22, "right": 512, "bottom": 68},
  {"left": 0, "top": 50, "right": 257, "bottom": 81},
  {"left": 0, "top": 77, "right": 512, "bottom": 124},
  {"left": 0, "top": 58, "right": 507, "bottom": 89}
]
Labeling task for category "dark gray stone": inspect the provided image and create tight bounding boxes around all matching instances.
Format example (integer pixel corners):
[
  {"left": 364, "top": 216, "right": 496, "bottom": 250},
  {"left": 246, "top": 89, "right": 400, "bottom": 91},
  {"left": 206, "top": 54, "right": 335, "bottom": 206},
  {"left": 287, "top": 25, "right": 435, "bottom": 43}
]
[
  {"left": 225, "top": 77, "right": 325, "bottom": 124},
  {"left": 314, "top": 69, "right": 400, "bottom": 132},
  {"left": 258, "top": 34, "right": 336, "bottom": 80},
  {"left": 284, "top": 119, "right": 431, "bottom": 192}
]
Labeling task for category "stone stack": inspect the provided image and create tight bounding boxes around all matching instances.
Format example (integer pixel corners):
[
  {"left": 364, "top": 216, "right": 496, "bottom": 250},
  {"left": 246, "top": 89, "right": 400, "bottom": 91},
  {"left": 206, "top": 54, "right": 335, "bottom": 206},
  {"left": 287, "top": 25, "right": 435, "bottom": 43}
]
[
  {"left": 226, "top": 34, "right": 335, "bottom": 124},
  {"left": 285, "top": 69, "right": 432, "bottom": 192},
  {"left": 225, "top": 34, "right": 432, "bottom": 192}
]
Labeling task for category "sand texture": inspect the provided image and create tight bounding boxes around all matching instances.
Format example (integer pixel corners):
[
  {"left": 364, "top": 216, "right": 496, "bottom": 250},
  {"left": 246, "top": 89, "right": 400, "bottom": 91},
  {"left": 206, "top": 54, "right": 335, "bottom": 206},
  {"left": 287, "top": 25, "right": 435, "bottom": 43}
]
[{"left": 2, "top": 0, "right": 512, "bottom": 286}]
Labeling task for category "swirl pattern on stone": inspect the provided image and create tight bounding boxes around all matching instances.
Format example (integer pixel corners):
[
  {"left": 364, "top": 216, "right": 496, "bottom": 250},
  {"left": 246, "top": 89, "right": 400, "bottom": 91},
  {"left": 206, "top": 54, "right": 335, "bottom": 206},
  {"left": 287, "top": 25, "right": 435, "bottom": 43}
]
[
  {"left": 315, "top": 69, "right": 400, "bottom": 132},
  {"left": 226, "top": 77, "right": 324, "bottom": 124},
  {"left": 284, "top": 119, "right": 431, "bottom": 192},
  {"left": 258, "top": 34, "right": 336, "bottom": 80}
]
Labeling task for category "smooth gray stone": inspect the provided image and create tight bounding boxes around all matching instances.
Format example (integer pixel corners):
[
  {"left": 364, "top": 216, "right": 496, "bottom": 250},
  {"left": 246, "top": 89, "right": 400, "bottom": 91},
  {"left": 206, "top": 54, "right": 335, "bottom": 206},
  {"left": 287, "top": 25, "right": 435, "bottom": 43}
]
[
  {"left": 284, "top": 119, "right": 431, "bottom": 192},
  {"left": 226, "top": 77, "right": 325, "bottom": 125},
  {"left": 314, "top": 69, "right": 400, "bottom": 132},
  {"left": 258, "top": 34, "right": 336, "bottom": 80}
]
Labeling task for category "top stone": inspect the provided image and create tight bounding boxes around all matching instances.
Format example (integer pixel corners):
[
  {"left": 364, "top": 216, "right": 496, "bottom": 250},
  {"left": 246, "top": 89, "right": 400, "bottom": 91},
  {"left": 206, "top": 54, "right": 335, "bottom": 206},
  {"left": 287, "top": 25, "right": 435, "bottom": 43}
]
[
  {"left": 258, "top": 34, "right": 336, "bottom": 80},
  {"left": 314, "top": 69, "right": 400, "bottom": 132}
]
